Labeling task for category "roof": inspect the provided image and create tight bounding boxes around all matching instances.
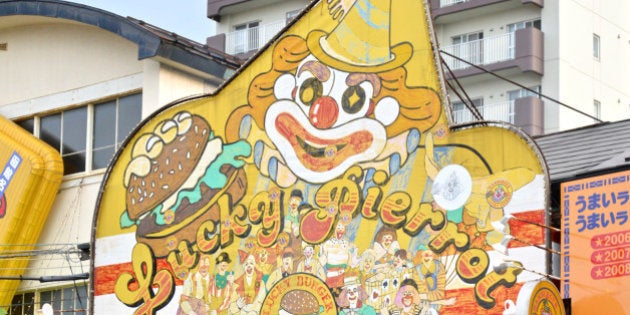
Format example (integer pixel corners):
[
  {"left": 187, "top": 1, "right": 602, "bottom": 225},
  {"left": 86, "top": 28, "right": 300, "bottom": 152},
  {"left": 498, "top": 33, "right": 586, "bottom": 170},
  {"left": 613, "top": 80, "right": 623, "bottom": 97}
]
[
  {"left": 535, "top": 119, "right": 630, "bottom": 182},
  {"left": 0, "top": 0, "right": 242, "bottom": 82},
  {"left": 207, "top": 0, "right": 250, "bottom": 22}
]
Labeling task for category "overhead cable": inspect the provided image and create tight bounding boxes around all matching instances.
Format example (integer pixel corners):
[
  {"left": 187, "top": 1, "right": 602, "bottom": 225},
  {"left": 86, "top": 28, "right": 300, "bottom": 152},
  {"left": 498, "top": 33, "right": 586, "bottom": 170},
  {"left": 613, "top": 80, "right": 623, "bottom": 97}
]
[{"left": 440, "top": 55, "right": 484, "bottom": 122}]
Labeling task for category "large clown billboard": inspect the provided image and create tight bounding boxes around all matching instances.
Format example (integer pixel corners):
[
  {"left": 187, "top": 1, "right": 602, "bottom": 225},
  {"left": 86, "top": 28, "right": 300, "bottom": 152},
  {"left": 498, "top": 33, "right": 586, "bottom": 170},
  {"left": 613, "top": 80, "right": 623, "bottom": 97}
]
[{"left": 93, "top": 0, "right": 551, "bottom": 314}]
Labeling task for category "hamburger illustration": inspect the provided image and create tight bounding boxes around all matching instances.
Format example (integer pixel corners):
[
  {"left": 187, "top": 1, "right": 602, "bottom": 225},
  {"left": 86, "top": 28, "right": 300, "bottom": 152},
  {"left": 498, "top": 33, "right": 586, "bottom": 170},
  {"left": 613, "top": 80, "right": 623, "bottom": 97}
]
[
  {"left": 120, "top": 111, "right": 250, "bottom": 257},
  {"left": 279, "top": 290, "right": 323, "bottom": 315}
]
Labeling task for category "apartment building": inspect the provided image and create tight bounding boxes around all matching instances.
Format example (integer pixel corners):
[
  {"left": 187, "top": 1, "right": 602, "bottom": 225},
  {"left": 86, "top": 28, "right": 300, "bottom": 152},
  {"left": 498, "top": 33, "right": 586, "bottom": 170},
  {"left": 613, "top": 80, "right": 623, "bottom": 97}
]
[
  {"left": 0, "top": 1, "right": 238, "bottom": 313},
  {"left": 207, "top": 0, "right": 311, "bottom": 59},
  {"left": 432, "top": 0, "right": 629, "bottom": 135},
  {"left": 207, "top": 0, "right": 630, "bottom": 135}
]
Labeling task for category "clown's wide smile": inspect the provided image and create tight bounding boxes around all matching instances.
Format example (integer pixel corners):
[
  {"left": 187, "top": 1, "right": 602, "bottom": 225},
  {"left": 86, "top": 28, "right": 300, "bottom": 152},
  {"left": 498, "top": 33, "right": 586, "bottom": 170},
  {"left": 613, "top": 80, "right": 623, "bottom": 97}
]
[
  {"left": 266, "top": 100, "right": 386, "bottom": 183},
  {"left": 295, "top": 135, "right": 347, "bottom": 158},
  {"left": 275, "top": 112, "right": 374, "bottom": 167}
]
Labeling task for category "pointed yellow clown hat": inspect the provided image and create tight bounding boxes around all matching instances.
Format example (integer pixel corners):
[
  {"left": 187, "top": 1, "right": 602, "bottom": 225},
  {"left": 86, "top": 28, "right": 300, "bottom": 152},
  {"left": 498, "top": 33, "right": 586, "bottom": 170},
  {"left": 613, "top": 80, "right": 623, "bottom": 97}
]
[{"left": 306, "top": 0, "right": 412, "bottom": 73}]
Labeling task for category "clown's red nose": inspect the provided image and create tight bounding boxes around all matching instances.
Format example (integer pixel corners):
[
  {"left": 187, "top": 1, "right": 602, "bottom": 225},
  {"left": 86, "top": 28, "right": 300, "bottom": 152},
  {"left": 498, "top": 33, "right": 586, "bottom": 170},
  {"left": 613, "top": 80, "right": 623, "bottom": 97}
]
[{"left": 309, "top": 96, "right": 338, "bottom": 129}]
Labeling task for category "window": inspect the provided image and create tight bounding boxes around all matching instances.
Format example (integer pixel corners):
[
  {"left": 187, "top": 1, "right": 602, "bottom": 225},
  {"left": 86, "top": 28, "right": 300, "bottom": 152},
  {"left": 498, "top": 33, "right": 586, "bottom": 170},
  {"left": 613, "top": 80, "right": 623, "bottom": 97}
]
[
  {"left": 451, "top": 31, "right": 484, "bottom": 68},
  {"left": 593, "top": 34, "right": 600, "bottom": 60},
  {"left": 9, "top": 284, "right": 88, "bottom": 315},
  {"left": 452, "top": 32, "right": 483, "bottom": 45},
  {"left": 593, "top": 99, "right": 601, "bottom": 120},
  {"left": 508, "top": 86, "right": 541, "bottom": 100},
  {"left": 92, "top": 94, "right": 142, "bottom": 169},
  {"left": 8, "top": 292, "right": 34, "bottom": 315},
  {"left": 233, "top": 21, "right": 260, "bottom": 54},
  {"left": 452, "top": 98, "right": 484, "bottom": 123},
  {"left": 40, "top": 285, "right": 88, "bottom": 315},
  {"left": 507, "top": 19, "right": 541, "bottom": 32},
  {"left": 286, "top": 9, "right": 301, "bottom": 23},
  {"left": 17, "top": 93, "right": 142, "bottom": 176}
]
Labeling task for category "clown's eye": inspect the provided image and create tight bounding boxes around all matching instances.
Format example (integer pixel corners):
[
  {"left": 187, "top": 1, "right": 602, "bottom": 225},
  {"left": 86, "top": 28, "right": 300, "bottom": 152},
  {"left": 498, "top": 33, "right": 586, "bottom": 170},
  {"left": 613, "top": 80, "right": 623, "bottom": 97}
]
[
  {"left": 299, "top": 77, "right": 323, "bottom": 107},
  {"left": 341, "top": 85, "right": 367, "bottom": 114}
]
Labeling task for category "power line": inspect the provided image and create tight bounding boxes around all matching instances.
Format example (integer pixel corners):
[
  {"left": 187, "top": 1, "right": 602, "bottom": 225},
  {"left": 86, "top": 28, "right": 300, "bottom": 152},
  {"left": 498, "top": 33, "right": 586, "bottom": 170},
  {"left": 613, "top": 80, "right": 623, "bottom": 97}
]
[
  {"left": 0, "top": 273, "right": 89, "bottom": 283},
  {"left": 440, "top": 54, "right": 484, "bottom": 122},
  {"left": 439, "top": 49, "right": 604, "bottom": 123},
  {"left": 0, "top": 243, "right": 82, "bottom": 248}
]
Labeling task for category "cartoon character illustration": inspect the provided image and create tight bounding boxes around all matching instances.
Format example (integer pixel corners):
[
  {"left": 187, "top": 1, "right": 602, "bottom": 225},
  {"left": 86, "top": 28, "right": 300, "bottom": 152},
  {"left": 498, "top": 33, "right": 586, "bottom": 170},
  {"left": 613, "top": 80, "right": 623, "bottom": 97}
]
[
  {"left": 382, "top": 279, "right": 425, "bottom": 315},
  {"left": 231, "top": 251, "right": 266, "bottom": 315},
  {"left": 319, "top": 221, "right": 356, "bottom": 288},
  {"left": 177, "top": 255, "right": 211, "bottom": 315},
  {"left": 389, "top": 250, "right": 419, "bottom": 285},
  {"left": 208, "top": 252, "right": 235, "bottom": 315},
  {"left": 228, "top": 0, "right": 442, "bottom": 188},
  {"left": 412, "top": 246, "right": 456, "bottom": 312},
  {"left": 372, "top": 225, "right": 400, "bottom": 264},
  {"left": 266, "top": 248, "right": 296, "bottom": 290},
  {"left": 255, "top": 245, "right": 276, "bottom": 283},
  {"left": 297, "top": 244, "right": 326, "bottom": 280},
  {"left": 326, "top": 0, "right": 359, "bottom": 20},
  {"left": 350, "top": 249, "right": 381, "bottom": 289},
  {"left": 337, "top": 276, "right": 376, "bottom": 315},
  {"left": 285, "top": 189, "right": 304, "bottom": 236}
]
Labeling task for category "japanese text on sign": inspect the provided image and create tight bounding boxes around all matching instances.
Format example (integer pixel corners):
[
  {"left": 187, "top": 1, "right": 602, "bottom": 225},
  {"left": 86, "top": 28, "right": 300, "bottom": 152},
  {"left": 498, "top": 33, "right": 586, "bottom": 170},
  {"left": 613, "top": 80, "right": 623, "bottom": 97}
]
[{"left": 0, "top": 152, "right": 22, "bottom": 195}]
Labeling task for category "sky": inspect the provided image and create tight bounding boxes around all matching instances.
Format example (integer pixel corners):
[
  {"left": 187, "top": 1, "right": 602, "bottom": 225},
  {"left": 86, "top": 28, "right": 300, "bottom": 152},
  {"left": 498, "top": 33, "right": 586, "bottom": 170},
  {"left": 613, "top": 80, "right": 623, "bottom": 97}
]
[{"left": 69, "top": 0, "right": 216, "bottom": 43}]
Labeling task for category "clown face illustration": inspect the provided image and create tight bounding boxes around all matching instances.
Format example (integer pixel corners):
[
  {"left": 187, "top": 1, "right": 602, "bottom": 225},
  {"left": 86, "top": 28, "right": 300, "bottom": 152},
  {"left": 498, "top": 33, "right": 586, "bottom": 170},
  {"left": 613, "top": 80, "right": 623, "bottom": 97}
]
[
  {"left": 198, "top": 255, "right": 210, "bottom": 277},
  {"left": 234, "top": 0, "right": 442, "bottom": 187},
  {"left": 243, "top": 254, "right": 256, "bottom": 276},
  {"left": 345, "top": 283, "right": 360, "bottom": 307},
  {"left": 267, "top": 55, "right": 398, "bottom": 184}
]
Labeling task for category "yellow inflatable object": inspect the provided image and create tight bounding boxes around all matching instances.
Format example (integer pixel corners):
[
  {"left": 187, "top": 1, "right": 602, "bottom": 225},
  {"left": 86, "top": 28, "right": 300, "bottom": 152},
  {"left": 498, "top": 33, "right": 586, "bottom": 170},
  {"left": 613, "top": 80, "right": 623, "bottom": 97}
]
[{"left": 0, "top": 115, "right": 63, "bottom": 307}]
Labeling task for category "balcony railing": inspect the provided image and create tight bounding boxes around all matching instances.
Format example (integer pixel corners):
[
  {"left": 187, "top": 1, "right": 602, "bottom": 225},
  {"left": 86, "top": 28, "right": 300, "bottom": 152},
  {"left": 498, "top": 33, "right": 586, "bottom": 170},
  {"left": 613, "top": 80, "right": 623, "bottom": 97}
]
[
  {"left": 225, "top": 20, "right": 285, "bottom": 55},
  {"left": 441, "top": 32, "right": 514, "bottom": 71},
  {"left": 452, "top": 100, "right": 515, "bottom": 124}
]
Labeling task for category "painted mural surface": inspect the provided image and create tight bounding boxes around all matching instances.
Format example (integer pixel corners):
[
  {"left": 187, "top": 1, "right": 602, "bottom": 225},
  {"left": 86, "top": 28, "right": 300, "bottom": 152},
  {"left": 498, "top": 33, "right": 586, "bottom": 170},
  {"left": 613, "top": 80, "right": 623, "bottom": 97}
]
[
  {"left": 94, "top": 0, "right": 548, "bottom": 314},
  {"left": 561, "top": 170, "right": 630, "bottom": 315}
]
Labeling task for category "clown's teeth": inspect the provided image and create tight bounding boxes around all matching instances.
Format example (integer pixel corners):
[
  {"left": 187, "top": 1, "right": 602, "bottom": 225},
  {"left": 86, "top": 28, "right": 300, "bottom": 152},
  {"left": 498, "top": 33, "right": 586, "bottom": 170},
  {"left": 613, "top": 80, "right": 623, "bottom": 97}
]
[
  {"left": 239, "top": 115, "right": 253, "bottom": 140},
  {"left": 303, "top": 139, "right": 327, "bottom": 149},
  {"left": 269, "top": 157, "right": 279, "bottom": 182},
  {"left": 406, "top": 128, "right": 420, "bottom": 153},
  {"left": 389, "top": 153, "right": 401, "bottom": 175},
  {"left": 254, "top": 141, "right": 264, "bottom": 168}
]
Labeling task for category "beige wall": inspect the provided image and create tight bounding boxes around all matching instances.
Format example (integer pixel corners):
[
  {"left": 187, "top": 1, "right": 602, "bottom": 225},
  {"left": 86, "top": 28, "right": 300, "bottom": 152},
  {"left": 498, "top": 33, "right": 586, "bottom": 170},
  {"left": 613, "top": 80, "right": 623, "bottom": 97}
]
[
  {"left": 553, "top": 0, "right": 630, "bottom": 131},
  {"left": 142, "top": 60, "right": 217, "bottom": 116},
  {"left": 0, "top": 18, "right": 142, "bottom": 107},
  {"left": 17, "top": 175, "right": 102, "bottom": 288}
]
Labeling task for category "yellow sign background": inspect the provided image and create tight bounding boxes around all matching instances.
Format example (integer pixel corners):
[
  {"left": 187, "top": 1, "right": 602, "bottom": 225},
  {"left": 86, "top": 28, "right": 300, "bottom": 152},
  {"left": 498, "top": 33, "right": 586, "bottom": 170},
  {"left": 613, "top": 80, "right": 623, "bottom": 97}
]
[{"left": 93, "top": 1, "right": 549, "bottom": 314}]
